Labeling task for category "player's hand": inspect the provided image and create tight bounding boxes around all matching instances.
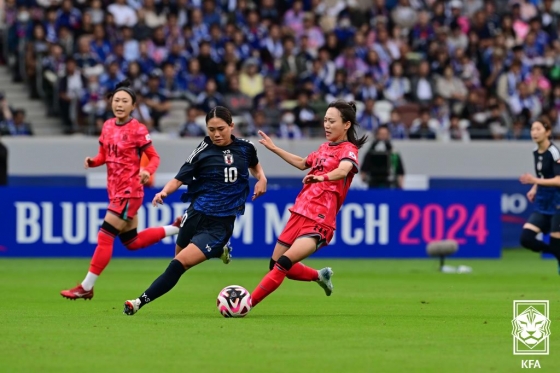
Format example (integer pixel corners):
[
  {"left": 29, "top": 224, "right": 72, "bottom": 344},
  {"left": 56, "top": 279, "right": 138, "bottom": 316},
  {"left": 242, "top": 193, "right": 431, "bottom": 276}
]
[
  {"left": 252, "top": 179, "right": 267, "bottom": 200},
  {"left": 84, "top": 157, "right": 93, "bottom": 169},
  {"left": 139, "top": 170, "right": 151, "bottom": 185},
  {"left": 152, "top": 191, "right": 167, "bottom": 206},
  {"left": 519, "top": 173, "right": 536, "bottom": 185},
  {"left": 303, "top": 174, "right": 324, "bottom": 184},
  {"left": 258, "top": 130, "right": 276, "bottom": 151},
  {"left": 527, "top": 188, "right": 536, "bottom": 203}
]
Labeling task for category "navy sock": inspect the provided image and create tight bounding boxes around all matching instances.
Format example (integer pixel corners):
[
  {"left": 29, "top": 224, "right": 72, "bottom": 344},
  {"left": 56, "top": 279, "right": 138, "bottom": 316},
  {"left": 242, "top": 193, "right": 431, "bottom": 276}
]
[
  {"left": 520, "top": 229, "right": 549, "bottom": 253},
  {"left": 547, "top": 237, "right": 560, "bottom": 261},
  {"left": 139, "top": 259, "right": 186, "bottom": 308}
]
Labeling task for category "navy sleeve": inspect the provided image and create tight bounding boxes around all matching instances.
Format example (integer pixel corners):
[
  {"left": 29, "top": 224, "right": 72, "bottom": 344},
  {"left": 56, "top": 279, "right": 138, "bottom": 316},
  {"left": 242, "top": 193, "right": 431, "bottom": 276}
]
[
  {"left": 175, "top": 140, "right": 207, "bottom": 184},
  {"left": 175, "top": 161, "right": 196, "bottom": 184},
  {"left": 553, "top": 161, "right": 560, "bottom": 177},
  {"left": 249, "top": 143, "right": 258, "bottom": 168}
]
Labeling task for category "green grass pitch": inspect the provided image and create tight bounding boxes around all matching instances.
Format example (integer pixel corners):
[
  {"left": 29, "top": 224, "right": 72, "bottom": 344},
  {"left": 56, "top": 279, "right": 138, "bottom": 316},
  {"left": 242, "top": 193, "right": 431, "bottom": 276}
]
[{"left": 1, "top": 249, "right": 559, "bottom": 373}]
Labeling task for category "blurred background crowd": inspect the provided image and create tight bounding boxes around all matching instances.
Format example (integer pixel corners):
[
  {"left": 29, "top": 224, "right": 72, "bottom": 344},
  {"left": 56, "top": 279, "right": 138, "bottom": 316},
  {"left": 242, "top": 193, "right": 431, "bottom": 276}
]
[{"left": 1, "top": 0, "right": 560, "bottom": 141}]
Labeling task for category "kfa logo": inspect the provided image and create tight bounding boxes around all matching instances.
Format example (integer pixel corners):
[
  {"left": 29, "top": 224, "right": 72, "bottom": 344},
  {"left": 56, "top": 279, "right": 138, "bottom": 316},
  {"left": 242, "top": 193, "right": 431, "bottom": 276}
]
[
  {"left": 223, "top": 150, "right": 234, "bottom": 165},
  {"left": 512, "top": 300, "right": 551, "bottom": 355}
]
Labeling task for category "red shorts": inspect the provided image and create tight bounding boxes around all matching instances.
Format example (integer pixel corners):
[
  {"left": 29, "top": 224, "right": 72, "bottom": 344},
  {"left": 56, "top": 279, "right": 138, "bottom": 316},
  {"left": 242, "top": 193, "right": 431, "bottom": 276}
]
[
  {"left": 107, "top": 197, "right": 143, "bottom": 221},
  {"left": 277, "top": 213, "right": 334, "bottom": 250}
]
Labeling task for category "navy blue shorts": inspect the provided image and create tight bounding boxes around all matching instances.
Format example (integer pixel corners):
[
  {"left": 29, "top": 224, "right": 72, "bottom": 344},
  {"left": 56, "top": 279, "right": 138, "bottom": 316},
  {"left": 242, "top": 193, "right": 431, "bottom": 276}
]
[
  {"left": 527, "top": 212, "right": 560, "bottom": 233},
  {"left": 176, "top": 205, "right": 235, "bottom": 259}
]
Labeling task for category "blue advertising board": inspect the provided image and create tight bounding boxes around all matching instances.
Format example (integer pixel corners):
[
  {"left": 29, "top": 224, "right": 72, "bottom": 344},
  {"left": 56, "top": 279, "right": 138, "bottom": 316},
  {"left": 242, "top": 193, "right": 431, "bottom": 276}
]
[
  {"left": 0, "top": 187, "right": 501, "bottom": 258},
  {"left": 431, "top": 178, "right": 534, "bottom": 248}
]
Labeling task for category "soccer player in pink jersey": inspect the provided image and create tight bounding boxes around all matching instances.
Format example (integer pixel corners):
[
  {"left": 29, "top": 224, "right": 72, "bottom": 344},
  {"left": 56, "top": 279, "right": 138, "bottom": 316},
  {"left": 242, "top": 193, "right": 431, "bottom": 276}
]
[
  {"left": 61, "top": 80, "right": 181, "bottom": 300},
  {"left": 250, "top": 100, "right": 368, "bottom": 307}
]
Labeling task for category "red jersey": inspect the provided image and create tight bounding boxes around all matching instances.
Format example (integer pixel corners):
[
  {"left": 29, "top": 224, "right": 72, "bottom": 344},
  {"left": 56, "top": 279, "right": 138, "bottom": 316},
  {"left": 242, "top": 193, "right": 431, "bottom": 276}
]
[
  {"left": 290, "top": 141, "right": 359, "bottom": 229},
  {"left": 98, "top": 118, "right": 153, "bottom": 199}
]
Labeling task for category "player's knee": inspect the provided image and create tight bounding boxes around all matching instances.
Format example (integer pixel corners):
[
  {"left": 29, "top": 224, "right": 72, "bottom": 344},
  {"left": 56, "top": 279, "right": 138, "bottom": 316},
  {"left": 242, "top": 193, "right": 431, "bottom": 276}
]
[
  {"left": 119, "top": 228, "right": 139, "bottom": 250},
  {"left": 276, "top": 255, "right": 293, "bottom": 271},
  {"left": 520, "top": 229, "right": 538, "bottom": 251},
  {"left": 100, "top": 221, "right": 120, "bottom": 239},
  {"left": 269, "top": 258, "right": 276, "bottom": 271}
]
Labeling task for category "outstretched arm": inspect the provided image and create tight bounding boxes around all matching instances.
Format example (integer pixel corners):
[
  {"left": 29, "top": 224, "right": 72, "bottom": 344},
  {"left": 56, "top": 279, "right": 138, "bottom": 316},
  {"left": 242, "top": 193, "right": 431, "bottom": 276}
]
[
  {"left": 152, "top": 178, "right": 183, "bottom": 206},
  {"left": 258, "top": 130, "right": 309, "bottom": 170}
]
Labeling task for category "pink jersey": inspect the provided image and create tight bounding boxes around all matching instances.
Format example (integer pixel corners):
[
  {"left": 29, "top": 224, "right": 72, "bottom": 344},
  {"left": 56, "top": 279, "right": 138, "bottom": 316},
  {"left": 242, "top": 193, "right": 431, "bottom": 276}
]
[
  {"left": 99, "top": 118, "right": 152, "bottom": 199},
  {"left": 290, "top": 141, "right": 359, "bottom": 229}
]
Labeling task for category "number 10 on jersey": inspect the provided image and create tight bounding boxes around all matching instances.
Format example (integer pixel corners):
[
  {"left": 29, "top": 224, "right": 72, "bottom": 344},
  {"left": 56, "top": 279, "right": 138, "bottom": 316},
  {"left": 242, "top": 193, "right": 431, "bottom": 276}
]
[{"left": 224, "top": 167, "right": 238, "bottom": 183}]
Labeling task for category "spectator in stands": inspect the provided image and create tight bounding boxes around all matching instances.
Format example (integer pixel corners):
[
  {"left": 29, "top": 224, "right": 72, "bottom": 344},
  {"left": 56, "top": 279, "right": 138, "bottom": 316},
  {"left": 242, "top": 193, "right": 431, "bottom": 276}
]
[
  {"left": 0, "top": 101, "right": 33, "bottom": 136},
  {"left": 4, "top": 0, "right": 559, "bottom": 140},
  {"left": 179, "top": 107, "right": 205, "bottom": 138},
  {"left": 58, "top": 57, "right": 87, "bottom": 134},
  {"left": 277, "top": 111, "right": 303, "bottom": 139},
  {"left": 409, "top": 108, "right": 437, "bottom": 140},
  {"left": 223, "top": 76, "right": 253, "bottom": 116},
  {"left": 196, "top": 79, "right": 224, "bottom": 113},
  {"left": 142, "top": 73, "right": 170, "bottom": 131}
]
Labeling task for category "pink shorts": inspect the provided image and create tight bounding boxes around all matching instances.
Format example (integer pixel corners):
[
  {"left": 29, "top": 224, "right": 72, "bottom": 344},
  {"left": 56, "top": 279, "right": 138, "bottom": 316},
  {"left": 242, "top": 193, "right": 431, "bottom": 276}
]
[
  {"left": 107, "top": 197, "right": 143, "bottom": 221},
  {"left": 277, "top": 213, "right": 334, "bottom": 250}
]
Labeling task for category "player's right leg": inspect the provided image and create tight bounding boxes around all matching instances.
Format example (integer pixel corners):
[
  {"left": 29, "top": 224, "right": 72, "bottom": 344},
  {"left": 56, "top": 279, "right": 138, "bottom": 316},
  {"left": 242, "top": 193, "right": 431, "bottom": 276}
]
[
  {"left": 118, "top": 199, "right": 182, "bottom": 251},
  {"left": 547, "top": 214, "right": 560, "bottom": 274},
  {"left": 61, "top": 211, "right": 128, "bottom": 300},
  {"left": 270, "top": 214, "right": 333, "bottom": 295}
]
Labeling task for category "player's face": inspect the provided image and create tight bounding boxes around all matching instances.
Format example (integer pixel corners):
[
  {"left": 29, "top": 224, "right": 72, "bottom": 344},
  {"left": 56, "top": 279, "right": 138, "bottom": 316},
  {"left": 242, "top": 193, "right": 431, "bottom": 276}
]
[
  {"left": 207, "top": 117, "right": 233, "bottom": 146},
  {"left": 324, "top": 107, "right": 350, "bottom": 142},
  {"left": 530, "top": 121, "right": 550, "bottom": 143},
  {"left": 112, "top": 91, "right": 135, "bottom": 120}
]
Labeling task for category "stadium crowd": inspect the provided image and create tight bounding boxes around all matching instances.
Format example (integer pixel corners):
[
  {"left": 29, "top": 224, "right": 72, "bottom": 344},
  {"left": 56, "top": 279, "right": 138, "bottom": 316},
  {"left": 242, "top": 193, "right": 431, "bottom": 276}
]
[{"left": 2, "top": 0, "right": 560, "bottom": 140}]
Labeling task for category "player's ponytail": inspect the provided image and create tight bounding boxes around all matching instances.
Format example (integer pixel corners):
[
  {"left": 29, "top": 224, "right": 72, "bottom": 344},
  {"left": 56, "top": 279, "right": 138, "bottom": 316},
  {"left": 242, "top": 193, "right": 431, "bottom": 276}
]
[
  {"left": 107, "top": 79, "right": 137, "bottom": 104},
  {"left": 327, "top": 100, "right": 368, "bottom": 149}
]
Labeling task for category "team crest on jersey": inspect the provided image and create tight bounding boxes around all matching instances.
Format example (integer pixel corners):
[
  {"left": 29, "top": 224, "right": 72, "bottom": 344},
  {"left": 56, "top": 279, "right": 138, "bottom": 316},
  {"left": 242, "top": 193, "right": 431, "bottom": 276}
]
[
  {"left": 224, "top": 153, "right": 234, "bottom": 165},
  {"left": 122, "top": 134, "right": 128, "bottom": 141}
]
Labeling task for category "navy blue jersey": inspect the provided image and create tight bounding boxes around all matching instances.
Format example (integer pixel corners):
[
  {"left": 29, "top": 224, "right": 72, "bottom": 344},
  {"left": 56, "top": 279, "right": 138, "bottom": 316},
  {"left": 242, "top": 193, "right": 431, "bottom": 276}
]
[
  {"left": 175, "top": 136, "right": 259, "bottom": 217},
  {"left": 533, "top": 143, "right": 560, "bottom": 215}
]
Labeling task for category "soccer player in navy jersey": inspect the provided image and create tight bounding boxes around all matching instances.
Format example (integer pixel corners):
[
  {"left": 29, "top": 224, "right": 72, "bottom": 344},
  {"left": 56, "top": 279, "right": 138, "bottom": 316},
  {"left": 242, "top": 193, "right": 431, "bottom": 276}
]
[
  {"left": 519, "top": 118, "right": 560, "bottom": 272},
  {"left": 123, "top": 106, "right": 267, "bottom": 315}
]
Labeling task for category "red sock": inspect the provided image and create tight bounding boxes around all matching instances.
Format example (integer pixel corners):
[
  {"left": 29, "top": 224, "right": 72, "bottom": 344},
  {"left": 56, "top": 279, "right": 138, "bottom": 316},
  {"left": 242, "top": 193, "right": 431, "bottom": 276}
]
[
  {"left": 286, "top": 262, "right": 319, "bottom": 281},
  {"left": 251, "top": 265, "right": 288, "bottom": 307},
  {"left": 89, "top": 229, "right": 116, "bottom": 275},
  {"left": 123, "top": 227, "right": 165, "bottom": 250}
]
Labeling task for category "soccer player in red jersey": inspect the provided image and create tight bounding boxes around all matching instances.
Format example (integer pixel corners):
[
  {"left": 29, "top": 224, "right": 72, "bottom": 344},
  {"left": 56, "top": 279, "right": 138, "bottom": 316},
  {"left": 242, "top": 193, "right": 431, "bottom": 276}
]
[
  {"left": 61, "top": 80, "right": 181, "bottom": 300},
  {"left": 250, "top": 100, "right": 368, "bottom": 307}
]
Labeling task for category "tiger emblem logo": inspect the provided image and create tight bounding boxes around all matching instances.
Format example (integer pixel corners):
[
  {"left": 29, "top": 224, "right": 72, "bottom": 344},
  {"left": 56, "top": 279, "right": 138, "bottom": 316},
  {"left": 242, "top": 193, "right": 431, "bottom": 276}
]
[{"left": 512, "top": 306, "right": 551, "bottom": 349}]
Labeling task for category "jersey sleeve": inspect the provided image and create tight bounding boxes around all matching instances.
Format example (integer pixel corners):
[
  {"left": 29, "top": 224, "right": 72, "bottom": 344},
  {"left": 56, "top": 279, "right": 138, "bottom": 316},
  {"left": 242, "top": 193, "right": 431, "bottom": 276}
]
[
  {"left": 338, "top": 145, "right": 359, "bottom": 174},
  {"left": 135, "top": 124, "right": 152, "bottom": 150},
  {"left": 248, "top": 142, "right": 259, "bottom": 168},
  {"left": 175, "top": 140, "right": 206, "bottom": 184},
  {"left": 305, "top": 151, "right": 318, "bottom": 168}
]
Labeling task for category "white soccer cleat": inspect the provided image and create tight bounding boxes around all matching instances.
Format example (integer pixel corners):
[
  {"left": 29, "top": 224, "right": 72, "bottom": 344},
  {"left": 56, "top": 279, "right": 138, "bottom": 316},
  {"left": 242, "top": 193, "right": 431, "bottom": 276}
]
[
  {"left": 123, "top": 299, "right": 141, "bottom": 315},
  {"left": 316, "top": 267, "right": 334, "bottom": 296},
  {"left": 221, "top": 242, "right": 233, "bottom": 264}
]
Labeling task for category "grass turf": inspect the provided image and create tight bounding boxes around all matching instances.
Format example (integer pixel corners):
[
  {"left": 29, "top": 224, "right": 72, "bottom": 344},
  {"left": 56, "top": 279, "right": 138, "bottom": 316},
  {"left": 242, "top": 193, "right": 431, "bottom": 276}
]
[{"left": 0, "top": 249, "right": 559, "bottom": 373}]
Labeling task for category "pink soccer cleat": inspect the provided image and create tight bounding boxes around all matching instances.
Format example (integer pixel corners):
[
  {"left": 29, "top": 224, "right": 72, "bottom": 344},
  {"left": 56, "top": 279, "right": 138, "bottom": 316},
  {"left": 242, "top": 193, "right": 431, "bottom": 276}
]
[{"left": 172, "top": 216, "right": 182, "bottom": 228}]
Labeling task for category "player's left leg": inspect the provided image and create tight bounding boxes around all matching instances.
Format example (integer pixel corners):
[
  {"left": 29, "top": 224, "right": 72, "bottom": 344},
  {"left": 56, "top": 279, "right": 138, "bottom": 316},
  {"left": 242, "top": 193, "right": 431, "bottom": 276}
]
[
  {"left": 251, "top": 237, "right": 318, "bottom": 307},
  {"left": 118, "top": 199, "right": 181, "bottom": 251}
]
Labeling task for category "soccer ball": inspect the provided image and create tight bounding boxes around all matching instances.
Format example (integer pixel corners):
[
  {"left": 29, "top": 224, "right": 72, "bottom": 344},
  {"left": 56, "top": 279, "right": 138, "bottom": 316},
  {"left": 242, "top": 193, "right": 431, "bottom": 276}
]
[{"left": 216, "top": 285, "right": 252, "bottom": 318}]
